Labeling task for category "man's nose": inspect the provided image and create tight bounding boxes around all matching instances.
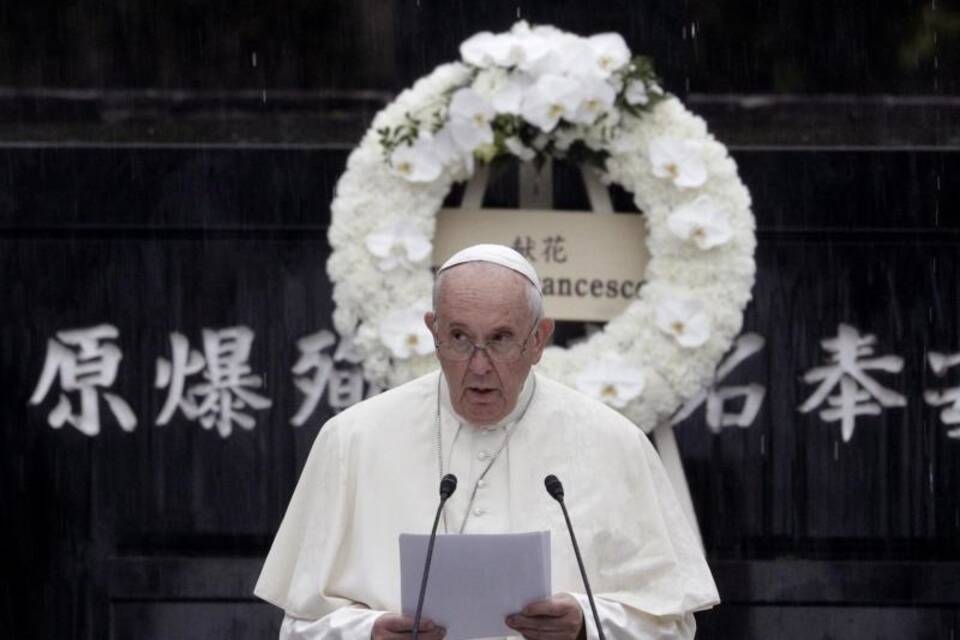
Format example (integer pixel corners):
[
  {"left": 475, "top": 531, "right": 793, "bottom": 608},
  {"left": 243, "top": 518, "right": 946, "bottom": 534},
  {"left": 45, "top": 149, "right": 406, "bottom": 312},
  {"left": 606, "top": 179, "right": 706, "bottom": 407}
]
[{"left": 467, "top": 346, "right": 493, "bottom": 374}]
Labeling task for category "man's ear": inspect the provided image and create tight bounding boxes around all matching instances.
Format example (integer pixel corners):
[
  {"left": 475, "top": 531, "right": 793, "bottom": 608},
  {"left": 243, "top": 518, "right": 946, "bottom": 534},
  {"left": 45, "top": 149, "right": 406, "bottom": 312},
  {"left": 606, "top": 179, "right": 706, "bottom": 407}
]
[
  {"left": 530, "top": 318, "right": 555, "bottom": 364},
  {"left": 424, "top": 311, "right": 437, "bottom": 337}
]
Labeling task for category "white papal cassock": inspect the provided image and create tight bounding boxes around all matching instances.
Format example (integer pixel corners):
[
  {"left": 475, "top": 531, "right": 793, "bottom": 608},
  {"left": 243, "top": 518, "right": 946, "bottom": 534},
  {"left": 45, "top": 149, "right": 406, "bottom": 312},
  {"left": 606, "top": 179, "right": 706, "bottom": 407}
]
[{"left": 255, "top": 370, "right": 719, "bottom": 639}]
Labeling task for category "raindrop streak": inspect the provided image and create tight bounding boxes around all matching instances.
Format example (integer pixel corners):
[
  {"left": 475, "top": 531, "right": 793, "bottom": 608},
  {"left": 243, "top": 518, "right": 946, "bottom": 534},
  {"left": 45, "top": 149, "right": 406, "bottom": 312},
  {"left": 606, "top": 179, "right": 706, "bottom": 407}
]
[
  {"left": 759, "top": 433, "right": 765, "bottom": 456},
  {"left": 252, "top": 52, "right": 258, "bottom": 68},
  {"left": 833, "top": 440, "right": 839, "bottom": 461}
]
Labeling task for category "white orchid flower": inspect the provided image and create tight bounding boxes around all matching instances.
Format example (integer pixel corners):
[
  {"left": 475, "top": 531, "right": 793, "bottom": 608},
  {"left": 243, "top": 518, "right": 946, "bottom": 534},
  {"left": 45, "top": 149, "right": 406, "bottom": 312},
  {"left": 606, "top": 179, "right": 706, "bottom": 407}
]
[
  {"left": 379, "top": 305, "right": 435, "bottom": 359},
  {"left": 448, "top": 88, "right": 495, "bottom": 152},
  {"left": 625, "top": 79, "right": 650, "bottom": 105},
  {"left": 513, "top": 34, "right": 552, "bottom": 72},
  {"left": 575, "top": 357, "right": 646, "bottom": 409},
  {"left": 490, "top": 73, "right": 533, "bottom": 115},
  {"left": 428, "top": 126, "right": 459, "bottom": 165},
  {"left": 667, "top": 195, "right": 734, "bottom": 250},
  {"left": 587, "top": 33, "right": 631, "bottom": 77},
  {"left": 529, "top": 23, "right": 564, "bottom": 38},
  {"left": 510, "top": 20, "right": 532, "bottom": 35},
  {"left": 461, "top": 29, "right": 549, "bottom": 70},
  {"left": 534, "top": 34, "right": 594, "bottom": 77},
  {"left": 472, "top": 68, "right": 509, "bottom": 101},
  {"left": 571, "top": 76, "right": 617, "bottom": 125},
  {"left": 656, "top": 297, "right": 712, "bottom": 349},
  {"left": 389, "top": 136, "right": 444, "bottom": 183},
  {"left": 649, "top": 137, "right": 708, "bottom": 188},
  {"left": 364, "top": 221, "right": 432, "bottom": 272},
  {"left": 520, "top": 74, "right": 584, "bottom": 132},
  {"left": 460, "top": 31, "right": 502, "bottom": 67}
]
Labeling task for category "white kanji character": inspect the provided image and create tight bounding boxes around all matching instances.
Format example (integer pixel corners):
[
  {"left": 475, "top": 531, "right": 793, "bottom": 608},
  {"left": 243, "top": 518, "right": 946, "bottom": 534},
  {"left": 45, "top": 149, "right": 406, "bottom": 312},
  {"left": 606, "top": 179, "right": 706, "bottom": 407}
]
[
  {"left": 154, "top": 332, "right": 206, "bottom": 425},
  {"left": 924, "top": 350, "right": 960, "bottom": 439},
  {"left": 327, "top": 370, "right": 365, "bottom": 410},
  {"left": 799, "top": 323, "right": 905, "bottom": 442},
  {"left": 289, "top": 330, "right": 336, "bottom": 427},
  {"left": 290, "top": 331, "right": 376, "bottom": 427},
  {"left": 29, "top": 324, "right": 137, "bottom": 436},
  {"left": 672, "top": 333, "right": 766, "bottom": 433},
  {"left": 155, "top": 326, "right": 272, "bottom": 437}
]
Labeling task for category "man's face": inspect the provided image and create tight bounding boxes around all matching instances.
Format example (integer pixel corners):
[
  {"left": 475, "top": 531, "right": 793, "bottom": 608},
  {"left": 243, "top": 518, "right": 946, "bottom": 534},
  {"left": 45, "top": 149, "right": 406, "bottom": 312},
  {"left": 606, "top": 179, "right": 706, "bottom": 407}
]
[{"left": 425, "top": 263, "right": 554, "bottom": 426}]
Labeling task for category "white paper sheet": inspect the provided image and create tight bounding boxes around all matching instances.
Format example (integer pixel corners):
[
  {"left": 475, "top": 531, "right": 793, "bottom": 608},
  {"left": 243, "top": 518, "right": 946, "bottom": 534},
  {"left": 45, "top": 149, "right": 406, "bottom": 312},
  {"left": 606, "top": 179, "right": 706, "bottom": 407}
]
[{"left": 400, "top": 531, "right": 551, "bottom": 640}]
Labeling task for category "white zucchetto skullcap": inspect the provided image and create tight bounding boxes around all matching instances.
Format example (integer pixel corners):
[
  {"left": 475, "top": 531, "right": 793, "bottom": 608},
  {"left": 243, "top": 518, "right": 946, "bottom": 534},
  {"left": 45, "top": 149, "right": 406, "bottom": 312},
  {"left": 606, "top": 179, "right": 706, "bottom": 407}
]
[{"left": 438, "top": 243, "right": 542, "bottom": 292}]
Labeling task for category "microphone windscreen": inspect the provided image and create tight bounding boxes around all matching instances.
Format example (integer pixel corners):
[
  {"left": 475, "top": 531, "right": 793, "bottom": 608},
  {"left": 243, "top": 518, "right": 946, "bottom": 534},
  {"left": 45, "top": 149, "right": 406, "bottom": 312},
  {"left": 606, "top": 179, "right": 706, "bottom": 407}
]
[
  {"left": 544, "top": 474, "right": 564, "bottom": 501},
  {"left": 440, "top": 473, "right": 458, "bottom": 499}
]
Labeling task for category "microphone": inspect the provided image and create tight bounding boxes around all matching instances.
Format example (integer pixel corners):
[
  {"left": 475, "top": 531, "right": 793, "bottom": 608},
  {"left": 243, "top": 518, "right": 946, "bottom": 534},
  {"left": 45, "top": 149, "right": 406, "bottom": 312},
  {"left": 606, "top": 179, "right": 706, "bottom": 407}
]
[
  {"left": 412, "top": 473, "right": 457, "bottom": 640},
  {"left": 544, "top": 474, "right": 606, "bottom": 640}
]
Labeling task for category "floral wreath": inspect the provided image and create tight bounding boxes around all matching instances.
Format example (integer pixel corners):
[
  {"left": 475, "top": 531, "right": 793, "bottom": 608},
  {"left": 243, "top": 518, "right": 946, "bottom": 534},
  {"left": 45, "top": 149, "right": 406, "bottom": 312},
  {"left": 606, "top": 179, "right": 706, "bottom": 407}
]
[{"left": 327, "top": 22, "right": 756, "bottom": 433}]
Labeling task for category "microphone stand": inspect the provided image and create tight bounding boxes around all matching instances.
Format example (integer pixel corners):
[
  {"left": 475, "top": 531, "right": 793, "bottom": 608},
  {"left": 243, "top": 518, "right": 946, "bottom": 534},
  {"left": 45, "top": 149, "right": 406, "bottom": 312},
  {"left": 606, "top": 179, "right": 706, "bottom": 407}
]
[
  {"left": 412, "top": 474, "right": 457, "bottom": 640},
  {"left": 545, "top": 475, "right": 606, "bottom": 640}
]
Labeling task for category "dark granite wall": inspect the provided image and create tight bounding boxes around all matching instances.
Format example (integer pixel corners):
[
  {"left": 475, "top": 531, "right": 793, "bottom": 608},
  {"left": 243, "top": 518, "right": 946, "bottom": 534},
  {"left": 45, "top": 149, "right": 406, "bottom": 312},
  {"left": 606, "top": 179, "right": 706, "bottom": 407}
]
[{"left": 1, "top": 2, "right": 958, "bottom": 638}]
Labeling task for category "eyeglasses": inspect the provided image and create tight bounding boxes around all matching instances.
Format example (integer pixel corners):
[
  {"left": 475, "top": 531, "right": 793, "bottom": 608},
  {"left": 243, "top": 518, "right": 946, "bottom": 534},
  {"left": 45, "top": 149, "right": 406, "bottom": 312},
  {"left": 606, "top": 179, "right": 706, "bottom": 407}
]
[{"left": 434, "top": 318, "right": 540, "bottom": 363}]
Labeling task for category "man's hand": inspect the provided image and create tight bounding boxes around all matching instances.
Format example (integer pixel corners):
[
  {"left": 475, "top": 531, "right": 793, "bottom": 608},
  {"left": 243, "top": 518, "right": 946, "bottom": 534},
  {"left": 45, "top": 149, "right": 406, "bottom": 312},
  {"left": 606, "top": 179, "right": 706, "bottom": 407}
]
[
  {"left": 371, "top": 613, "right": 445, "bottom": 640},
  {"left": 505, "top": 593, "right": 586, "bottom": 640}
]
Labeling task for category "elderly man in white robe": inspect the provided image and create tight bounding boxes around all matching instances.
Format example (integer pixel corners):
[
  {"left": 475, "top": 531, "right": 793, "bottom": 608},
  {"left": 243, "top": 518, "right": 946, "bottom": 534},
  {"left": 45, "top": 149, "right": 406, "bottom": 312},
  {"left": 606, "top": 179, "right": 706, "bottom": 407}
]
[{"left": 255, "top": 244, "right": 719, "bottom": 639}]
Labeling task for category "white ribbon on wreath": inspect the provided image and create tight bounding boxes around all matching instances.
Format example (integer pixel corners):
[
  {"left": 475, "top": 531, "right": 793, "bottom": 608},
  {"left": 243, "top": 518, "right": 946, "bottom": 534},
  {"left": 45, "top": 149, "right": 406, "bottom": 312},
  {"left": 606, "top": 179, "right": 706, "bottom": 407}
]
[{"left": 327, "top": 22, "right": 756, "bottom": 542}]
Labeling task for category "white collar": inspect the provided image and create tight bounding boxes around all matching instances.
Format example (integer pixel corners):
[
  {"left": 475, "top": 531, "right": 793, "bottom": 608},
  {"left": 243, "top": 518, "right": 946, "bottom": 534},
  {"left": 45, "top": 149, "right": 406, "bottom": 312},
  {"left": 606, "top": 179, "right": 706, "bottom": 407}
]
[{"left": 438, "top": 371, "right": 536, "bottom": 431}]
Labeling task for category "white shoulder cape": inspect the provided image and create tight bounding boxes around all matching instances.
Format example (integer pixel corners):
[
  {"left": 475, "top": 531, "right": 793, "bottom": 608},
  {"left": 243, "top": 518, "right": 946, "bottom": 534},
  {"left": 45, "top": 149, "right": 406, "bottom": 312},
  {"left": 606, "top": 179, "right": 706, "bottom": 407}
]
[{"left": 255, "top": 371, "right": 719, "bottom": 620}]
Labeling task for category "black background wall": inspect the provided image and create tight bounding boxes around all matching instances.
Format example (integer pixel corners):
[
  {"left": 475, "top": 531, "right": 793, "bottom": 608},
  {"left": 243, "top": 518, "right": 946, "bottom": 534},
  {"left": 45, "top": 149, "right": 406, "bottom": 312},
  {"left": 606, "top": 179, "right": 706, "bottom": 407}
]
[{"left": 1, "top": 2, "right": 958, "bottom": 638}]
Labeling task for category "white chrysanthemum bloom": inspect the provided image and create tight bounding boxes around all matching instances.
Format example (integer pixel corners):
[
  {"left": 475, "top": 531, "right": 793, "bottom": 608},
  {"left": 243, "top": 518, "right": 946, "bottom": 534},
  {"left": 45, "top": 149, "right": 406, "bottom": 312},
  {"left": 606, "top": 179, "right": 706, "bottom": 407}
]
[
  {"left": 364, "top": 221, "right": 432, "bottom": 272},
  {"left": 504, "top": 136, "right": 537, "bottom": 161},
  {"left": 575, "top": 356, "right": 646, "bottom": 409},
  {"left": 571, "top": 76, "right": 617, "bottom": 125},
  {"left": 625, "top": 79, "right": 650, "bottom": 105},
  {"left": 379, "top": 304, "right": 435, "bottom": 359},
  {"left": 656, "top": 297, "right": 712, "bottom": 348},
  {"left": 583, "top": 115, "right": 617, "bottom": 150},
  {"left": 389, "top": 136, "right": 444, "bottom": 183},
  {"left": 587, "top": 33, "right": 631, "bottom": 78},
  {"left": 667, "top": 195, "right": 734, "bottom": 250},
  {"left": 649, "top": 137, "right": 708, "bottom": 188},
  {"left": 520, "top": 74, "right": 584, "bottom": 132},
  {"left": 448, "top": 88, "right": 495, "bottom": 152}
]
